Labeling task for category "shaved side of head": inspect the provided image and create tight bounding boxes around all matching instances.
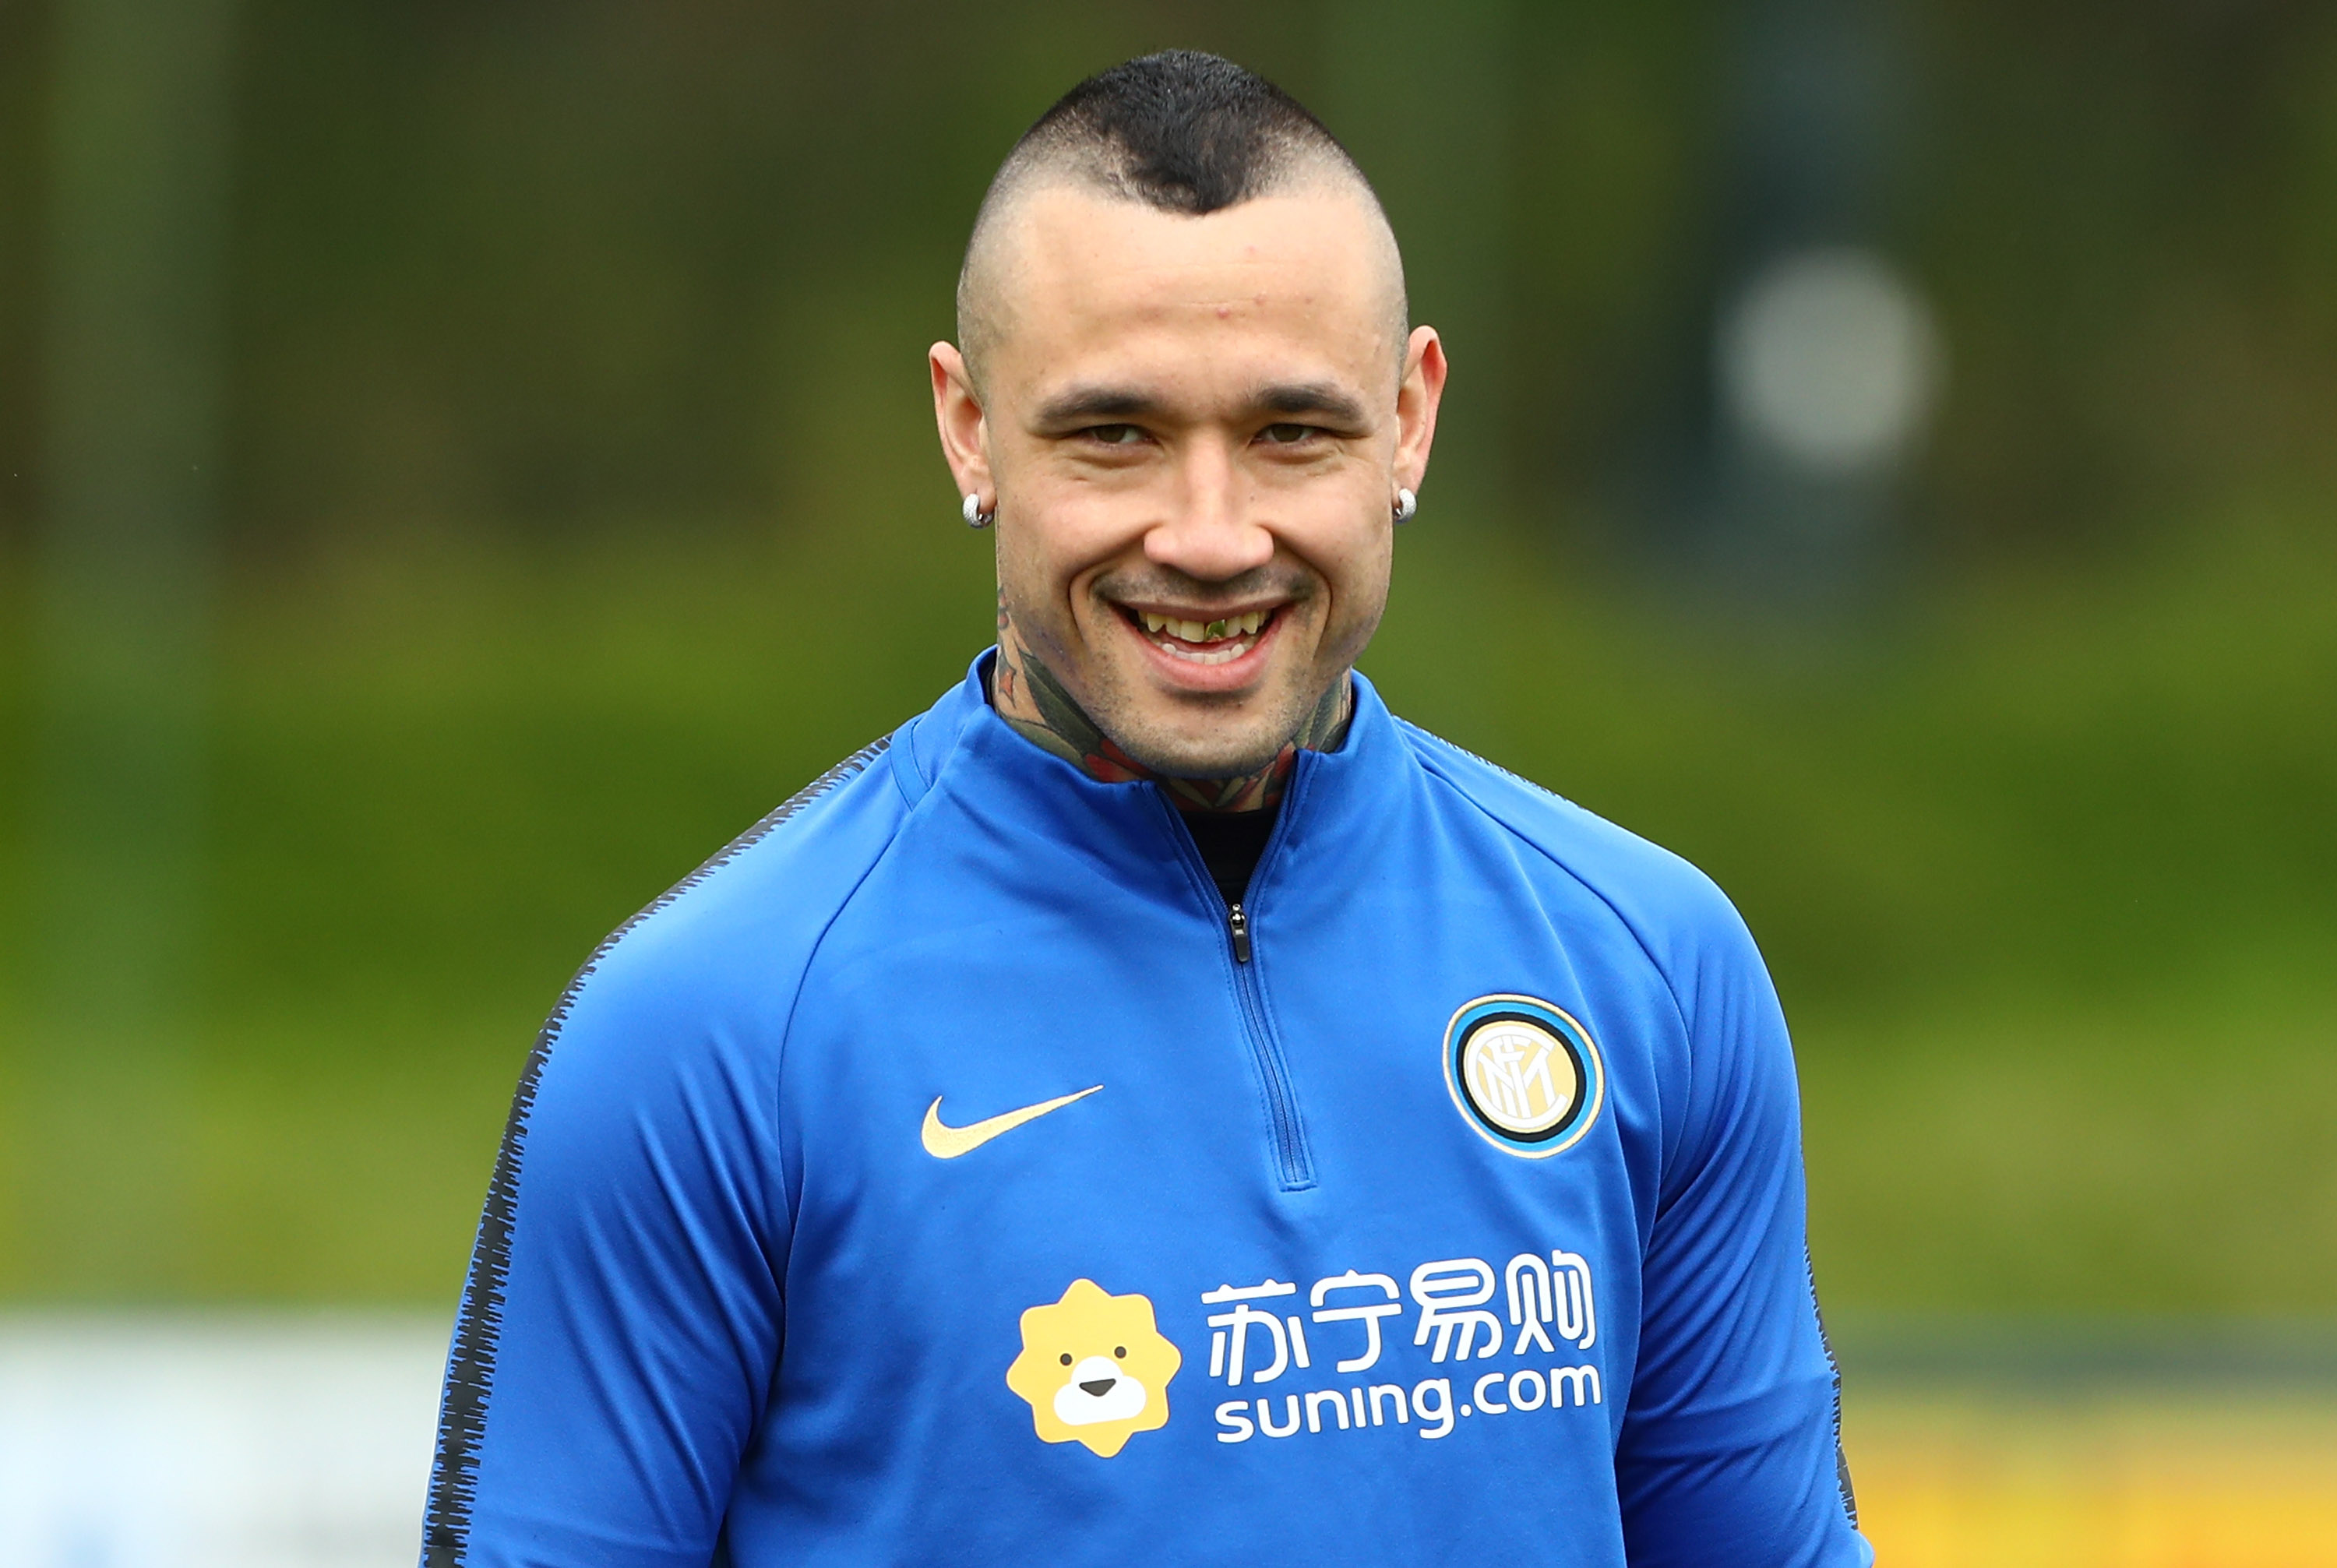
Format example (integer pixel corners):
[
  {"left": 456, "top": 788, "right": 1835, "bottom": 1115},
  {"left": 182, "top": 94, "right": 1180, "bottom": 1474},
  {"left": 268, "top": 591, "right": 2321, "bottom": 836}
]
[{"left": 957, "top": 51, "right": 1408, "bottom": 390}]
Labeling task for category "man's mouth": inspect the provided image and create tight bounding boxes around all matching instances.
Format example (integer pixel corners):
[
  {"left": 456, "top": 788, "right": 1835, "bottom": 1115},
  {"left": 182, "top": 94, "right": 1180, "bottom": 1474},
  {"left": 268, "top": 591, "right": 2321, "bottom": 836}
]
[{"left": 1128, "top": 608, "right": 1275, "bottom": 666}]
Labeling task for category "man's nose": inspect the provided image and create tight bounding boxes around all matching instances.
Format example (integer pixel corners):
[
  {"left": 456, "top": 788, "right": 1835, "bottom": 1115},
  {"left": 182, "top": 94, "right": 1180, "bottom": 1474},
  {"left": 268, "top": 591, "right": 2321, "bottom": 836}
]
[{"left": 1142, "top": 446, "right": 1274, "bottom": 582}]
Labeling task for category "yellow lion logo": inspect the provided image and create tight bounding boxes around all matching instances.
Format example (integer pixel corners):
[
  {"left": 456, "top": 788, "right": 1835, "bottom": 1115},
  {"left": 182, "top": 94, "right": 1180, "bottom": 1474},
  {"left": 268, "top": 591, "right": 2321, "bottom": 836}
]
[{"left": 1005, "top": 1279, "right": 1182, "bottom": 1457}]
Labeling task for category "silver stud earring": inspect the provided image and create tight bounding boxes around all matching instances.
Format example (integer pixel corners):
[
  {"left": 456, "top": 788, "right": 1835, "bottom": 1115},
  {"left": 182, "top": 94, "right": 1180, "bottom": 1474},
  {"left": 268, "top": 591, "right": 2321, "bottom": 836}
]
[
  {"left": 1394, "top": 487, "right": 1418, "bottom": 523},
  {"left": 961, "top": 492, "right": 995, "bottom": 529}
]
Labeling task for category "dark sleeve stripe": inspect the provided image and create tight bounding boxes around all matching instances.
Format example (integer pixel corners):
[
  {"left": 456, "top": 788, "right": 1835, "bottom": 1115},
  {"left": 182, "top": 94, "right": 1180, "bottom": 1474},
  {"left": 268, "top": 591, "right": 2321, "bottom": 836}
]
[
  {"left": 421, "top": 738, "right": 889, "bottom": 1568},
  {"left": 1805, "top": 1244, "right": 1859, "bottom": 1529}
]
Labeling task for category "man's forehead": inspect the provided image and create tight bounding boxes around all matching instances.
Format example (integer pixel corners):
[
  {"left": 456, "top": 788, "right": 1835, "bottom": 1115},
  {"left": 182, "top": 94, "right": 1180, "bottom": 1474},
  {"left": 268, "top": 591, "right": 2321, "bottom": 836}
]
[
  {"left": 1005, "top": 183, "right": 1388, "bottom": 297},
  {"left": 974, "top": 183, "right": 1405, "bottom": 379}
]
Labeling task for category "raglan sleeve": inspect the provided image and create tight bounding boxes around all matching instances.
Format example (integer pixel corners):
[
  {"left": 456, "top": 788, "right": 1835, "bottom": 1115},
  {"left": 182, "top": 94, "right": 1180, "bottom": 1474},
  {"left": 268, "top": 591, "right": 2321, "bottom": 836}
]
[
  {"left": 419, "top": 917, "right": 792, "bottom": 1568},
  {"left": 1614, "top": 887, "right": 1873, "bottom": 1568}
]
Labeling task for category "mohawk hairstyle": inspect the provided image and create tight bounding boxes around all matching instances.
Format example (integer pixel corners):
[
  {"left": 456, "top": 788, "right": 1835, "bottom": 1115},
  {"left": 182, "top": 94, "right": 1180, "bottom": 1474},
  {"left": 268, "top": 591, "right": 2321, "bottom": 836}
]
[
  {"left": 956, "top": 51, "right": 1396, "bottom": 375},
  {"left": 1009, "top": 49, "right": 1362, "bottom": 216}
]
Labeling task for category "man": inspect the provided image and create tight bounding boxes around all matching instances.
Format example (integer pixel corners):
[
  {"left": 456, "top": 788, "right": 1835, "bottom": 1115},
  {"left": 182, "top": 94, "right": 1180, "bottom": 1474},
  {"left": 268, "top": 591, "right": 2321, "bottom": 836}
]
[{"left": 424, "top": 51, "right": 1870, "bottom": 1568}]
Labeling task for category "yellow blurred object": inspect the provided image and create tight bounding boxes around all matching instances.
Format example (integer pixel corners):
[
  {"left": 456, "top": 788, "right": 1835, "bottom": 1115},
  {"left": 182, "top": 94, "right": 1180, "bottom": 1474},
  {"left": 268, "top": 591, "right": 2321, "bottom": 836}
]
[{"left": 1848, "top": 1390, "right": 2337, "bottom": 1567}]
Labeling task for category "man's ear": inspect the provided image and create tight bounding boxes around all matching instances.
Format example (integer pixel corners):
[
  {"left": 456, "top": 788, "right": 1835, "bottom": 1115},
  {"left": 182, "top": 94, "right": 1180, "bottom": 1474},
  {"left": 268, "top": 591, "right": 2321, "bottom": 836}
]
[
  {"left": 930, "top": 343, "right": 993, "bottom": 503},
  {"left": 1394, "top": 326, "right": 1447, "bottom": 495}
]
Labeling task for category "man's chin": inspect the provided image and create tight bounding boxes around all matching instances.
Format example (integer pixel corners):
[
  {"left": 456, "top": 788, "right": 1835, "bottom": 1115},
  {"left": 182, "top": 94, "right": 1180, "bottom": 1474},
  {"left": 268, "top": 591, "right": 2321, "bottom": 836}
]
[
  {"left": 1103, "top": 713, "right": 1295, "bottom": 783},
  {"left": 1073, "top": 644, "right": 1328, "bottom": 780}
]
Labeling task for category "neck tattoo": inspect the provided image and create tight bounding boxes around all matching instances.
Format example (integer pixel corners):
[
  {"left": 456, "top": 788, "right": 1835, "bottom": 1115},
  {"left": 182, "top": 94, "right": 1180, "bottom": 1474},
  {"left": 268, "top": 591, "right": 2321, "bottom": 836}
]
[{"left": 989, "top": 603, "right": 1350, "bottom": 813}]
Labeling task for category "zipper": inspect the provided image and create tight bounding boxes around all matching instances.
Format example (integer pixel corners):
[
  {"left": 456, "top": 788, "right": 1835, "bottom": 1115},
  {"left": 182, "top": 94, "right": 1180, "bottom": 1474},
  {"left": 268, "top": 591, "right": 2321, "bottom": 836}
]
[
  {"left": 1163, "top": 792, "right": 1316, "bottom": 1193},
  {"left": 1222, "top": 897, "right": 1313, "bottom": 1189}
]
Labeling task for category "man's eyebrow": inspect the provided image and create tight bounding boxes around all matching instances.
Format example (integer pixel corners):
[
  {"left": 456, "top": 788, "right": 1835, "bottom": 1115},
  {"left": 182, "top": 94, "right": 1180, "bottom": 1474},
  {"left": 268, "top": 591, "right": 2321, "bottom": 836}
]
[
  {"left": 1032, "top": 382, "right": 1372, "bottom": 428},
  {"left": 1032, "top": 386, "right": 1166, "bottom": 425},
  {"left": 1252, "top": 382, "right": 1369, "bottom": 425}
]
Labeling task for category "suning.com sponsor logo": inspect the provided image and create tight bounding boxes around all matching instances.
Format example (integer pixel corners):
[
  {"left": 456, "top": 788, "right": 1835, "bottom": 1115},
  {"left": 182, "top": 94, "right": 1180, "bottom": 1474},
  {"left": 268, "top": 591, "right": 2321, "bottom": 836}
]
[{"left": 1200, "top": 1250, "right": 1600, "bottom": 1445}]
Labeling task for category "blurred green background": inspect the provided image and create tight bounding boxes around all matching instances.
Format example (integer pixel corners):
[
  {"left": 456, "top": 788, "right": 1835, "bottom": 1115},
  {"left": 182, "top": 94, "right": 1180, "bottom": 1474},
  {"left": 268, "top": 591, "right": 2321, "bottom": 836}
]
[{"left": 0, "top": 0, "right": 2332, "bottom": 1327}]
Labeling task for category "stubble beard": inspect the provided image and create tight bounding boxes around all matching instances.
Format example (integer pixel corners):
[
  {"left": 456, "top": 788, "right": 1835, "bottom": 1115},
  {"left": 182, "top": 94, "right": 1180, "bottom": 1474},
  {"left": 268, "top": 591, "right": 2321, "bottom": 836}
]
[
  {"left": 999, "top": 570, "right": 1356, "bottom": 784},
  {"left": 1085, "top": 655, "right": 1324, "bottom": 781}
]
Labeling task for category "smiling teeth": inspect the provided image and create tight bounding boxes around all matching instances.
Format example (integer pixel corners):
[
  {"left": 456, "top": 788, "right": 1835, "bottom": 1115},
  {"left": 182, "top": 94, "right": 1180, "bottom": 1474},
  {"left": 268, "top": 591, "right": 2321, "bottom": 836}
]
[{"left": 1139, "top": 610, "right": 1266, "bottom": 642}]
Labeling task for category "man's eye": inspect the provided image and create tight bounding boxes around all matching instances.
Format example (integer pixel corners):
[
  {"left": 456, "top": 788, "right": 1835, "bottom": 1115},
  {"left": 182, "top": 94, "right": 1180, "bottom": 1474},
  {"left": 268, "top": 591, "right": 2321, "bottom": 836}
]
[
  {"left": 1259, "top": 423, "right": 1320, "bottom": 445},
  {"left": 1084, "top": 424, "right": 1147, "bottom": 446}
]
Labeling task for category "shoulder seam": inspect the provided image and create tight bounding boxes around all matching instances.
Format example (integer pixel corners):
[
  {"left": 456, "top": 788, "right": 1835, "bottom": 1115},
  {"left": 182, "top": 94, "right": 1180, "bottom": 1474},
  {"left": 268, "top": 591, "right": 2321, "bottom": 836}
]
[
  {"left": 1398, "top": 720, "right": 1697, "bottom": 1045},
  {"left": 1402, "top": 734, "right": 1715, "bottom": 1220},
  {"left": 420, "top": 737, "right": 888, "bottom": 1568},
  {"left": 767, "top": 759, "right": 933, "bottom": 1231},
  {"left": 1401, "top": 724, "right": 1780, "bottom": 1225}
]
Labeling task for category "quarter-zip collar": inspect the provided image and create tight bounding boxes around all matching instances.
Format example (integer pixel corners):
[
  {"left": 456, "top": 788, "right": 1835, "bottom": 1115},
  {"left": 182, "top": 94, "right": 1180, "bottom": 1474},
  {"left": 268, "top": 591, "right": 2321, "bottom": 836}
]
[{"left": 887, "top": 650, "right": 1412, "bottom": 903}]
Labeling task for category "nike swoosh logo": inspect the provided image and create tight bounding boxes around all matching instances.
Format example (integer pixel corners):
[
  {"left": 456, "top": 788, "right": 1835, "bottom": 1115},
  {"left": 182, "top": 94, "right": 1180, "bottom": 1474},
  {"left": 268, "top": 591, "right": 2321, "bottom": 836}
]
[{"left": 921, "top": 1086, "right": 1102, "bottom": 1159}]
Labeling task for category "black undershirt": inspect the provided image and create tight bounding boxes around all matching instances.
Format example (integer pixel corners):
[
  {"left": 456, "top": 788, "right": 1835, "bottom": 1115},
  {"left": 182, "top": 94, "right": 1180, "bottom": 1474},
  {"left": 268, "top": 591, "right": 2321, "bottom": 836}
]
[
  {"left": 979, "top": 650, "right": 1282, "bottom": 907},
  {"left": 1178, "top": 801, "right": 1281, "bottom": 908}
]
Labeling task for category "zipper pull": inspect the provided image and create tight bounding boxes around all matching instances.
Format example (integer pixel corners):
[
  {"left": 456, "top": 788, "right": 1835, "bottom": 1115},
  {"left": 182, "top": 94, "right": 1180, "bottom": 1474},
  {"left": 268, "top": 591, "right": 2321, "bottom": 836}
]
[{"left": 1227, "top": 903, "right": 1253, "bottom": 964}]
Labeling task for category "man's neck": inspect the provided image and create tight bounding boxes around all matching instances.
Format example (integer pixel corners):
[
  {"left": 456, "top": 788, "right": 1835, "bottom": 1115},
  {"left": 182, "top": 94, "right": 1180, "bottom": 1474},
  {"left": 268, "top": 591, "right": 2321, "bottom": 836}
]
[{"left": 989, "top": 614, "right": 1350, "bottom": 813}]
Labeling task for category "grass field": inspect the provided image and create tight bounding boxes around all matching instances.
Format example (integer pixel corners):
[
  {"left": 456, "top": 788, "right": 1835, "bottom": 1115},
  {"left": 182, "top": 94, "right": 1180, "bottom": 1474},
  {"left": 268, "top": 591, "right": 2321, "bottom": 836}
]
[{"left": 0, "top": 506, "right": 2332, "bottom": 1313}]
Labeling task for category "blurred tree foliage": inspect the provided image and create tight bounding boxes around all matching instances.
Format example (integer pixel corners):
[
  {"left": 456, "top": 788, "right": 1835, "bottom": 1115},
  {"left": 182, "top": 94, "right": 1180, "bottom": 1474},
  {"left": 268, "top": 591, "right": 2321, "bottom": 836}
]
[
  {"left": 0, "top": 0, "right": 2332, "bottom": 550},
  {"left": 0, "top": 3, "right": 2333, "bottom": 1306}
]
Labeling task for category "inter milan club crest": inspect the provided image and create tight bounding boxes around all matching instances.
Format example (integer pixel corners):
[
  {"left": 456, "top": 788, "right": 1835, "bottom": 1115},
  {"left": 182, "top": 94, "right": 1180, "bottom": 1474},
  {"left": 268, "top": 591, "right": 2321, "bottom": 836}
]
[{"left": 1443, "top": 995, "right": 1606, "bottom": 1158}]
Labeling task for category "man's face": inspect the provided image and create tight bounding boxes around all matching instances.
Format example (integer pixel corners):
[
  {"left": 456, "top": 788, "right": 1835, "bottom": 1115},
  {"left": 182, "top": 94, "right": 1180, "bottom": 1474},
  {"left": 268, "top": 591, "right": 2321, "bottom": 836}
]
[{"left": 934, "top": 184, "right": 1443, "bottom": 779}]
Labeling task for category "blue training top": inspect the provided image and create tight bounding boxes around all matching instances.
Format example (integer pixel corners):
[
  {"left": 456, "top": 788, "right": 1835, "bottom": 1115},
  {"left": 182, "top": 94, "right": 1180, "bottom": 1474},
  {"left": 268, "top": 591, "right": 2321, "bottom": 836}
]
[{"left": 422, "top": 657, "right": 1872, "bottom": 1568}]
